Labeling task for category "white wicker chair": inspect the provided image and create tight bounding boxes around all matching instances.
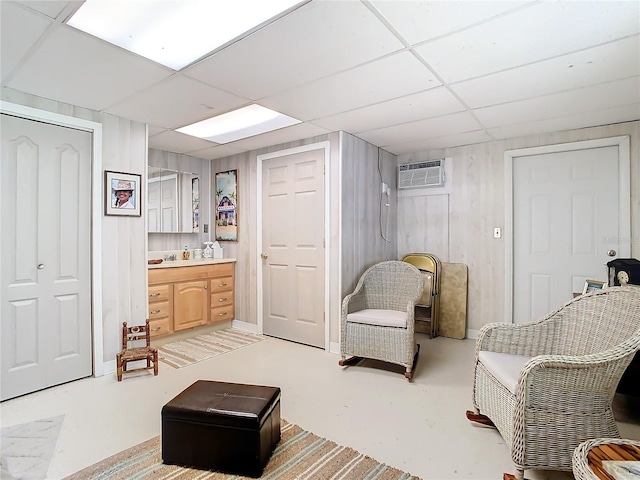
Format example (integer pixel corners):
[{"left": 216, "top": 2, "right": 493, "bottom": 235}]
[
  {"left": 339, "top": 260, "right": 424, "bottom": 380},
  {"left": 466, "top": 286, "right": 640, "bottom": 480}
]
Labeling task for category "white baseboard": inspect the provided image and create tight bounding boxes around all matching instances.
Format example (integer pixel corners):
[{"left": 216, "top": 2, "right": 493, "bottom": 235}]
[
  {"left": 101, "top": 360, "right": 116, "bottom": 376},
  {"left": 231, "top": 319, "right": 260, "bottom": 334},
  {"left": 329, "top": 341, "right": 340, "bottom": 355},
  {"left": 466, "top": 329, "right": 480, "bottom": 340}
]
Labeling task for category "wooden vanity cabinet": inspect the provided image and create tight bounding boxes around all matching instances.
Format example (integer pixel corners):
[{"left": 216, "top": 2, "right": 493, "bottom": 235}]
[
  {"left": 148, "top": 262, "right": 235, "bottom": 337},
  {"left": 174, "top": 280, "right": 208, "bottom": 331},
  {"left": 210, "top": 274, "right": 234, "bottom": 324},
  {"left": 148, "top": 284, "right": 173, "bottom": 337}
]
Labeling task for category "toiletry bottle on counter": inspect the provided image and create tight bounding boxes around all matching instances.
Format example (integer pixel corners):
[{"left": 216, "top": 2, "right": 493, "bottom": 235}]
[
  {"left": 203, "top": 242, "right": 214, "bottom": 259},
  {"left": 182, "top": 246, "right": 190, "bottom": 260}
]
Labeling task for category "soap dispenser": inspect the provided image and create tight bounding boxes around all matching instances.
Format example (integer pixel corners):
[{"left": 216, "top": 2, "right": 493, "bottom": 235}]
[{"left": 182, "top": 246, "right": 190, "bottom": 260}]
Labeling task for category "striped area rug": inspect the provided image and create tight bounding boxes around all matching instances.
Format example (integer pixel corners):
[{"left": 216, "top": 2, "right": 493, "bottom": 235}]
[
  {"left": 157, "top": 328, "right": 266, "bottom": 368},
  {"left": 63, "top": 420, "right": 420, "bottom": 480}
]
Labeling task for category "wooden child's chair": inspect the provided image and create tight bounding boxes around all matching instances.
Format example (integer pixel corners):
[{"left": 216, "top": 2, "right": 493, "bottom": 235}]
[{"left": 116, "top": 319, "right": 159, "bottom": 381}]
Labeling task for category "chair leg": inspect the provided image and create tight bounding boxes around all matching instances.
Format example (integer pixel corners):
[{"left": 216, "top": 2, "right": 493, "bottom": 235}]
[
  {"left": 503, "top": 469, "right": 525, "bottom": 480},
  {"left": 153, "top": 353, "right": 158, "bottom": 376},
  {"left": 338, "top": 356, "right": 362, "bottom": 367},
  {"left": 116, "top": 354, "right": 123, "bottom": 382},
  {"left": 465, "top": 410, "right": 495, "bottom": 427},
  {"left": 404, "top": 344, "right": 421, "bottom": 380}
]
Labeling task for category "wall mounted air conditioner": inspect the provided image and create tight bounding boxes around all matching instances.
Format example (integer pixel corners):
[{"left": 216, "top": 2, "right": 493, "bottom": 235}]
[{"left": 398, "top": 159, "right": 445, "bottom": 189}]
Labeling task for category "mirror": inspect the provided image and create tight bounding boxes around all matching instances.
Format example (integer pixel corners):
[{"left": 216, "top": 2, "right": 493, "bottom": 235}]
[{"left": 148, "top": 167, "right": 199, "bottom": 233}]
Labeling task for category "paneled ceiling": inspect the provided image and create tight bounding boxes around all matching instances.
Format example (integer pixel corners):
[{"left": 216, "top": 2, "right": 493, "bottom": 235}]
[{"left": 2, "top": 0, "right": 639, "bottom": 159}]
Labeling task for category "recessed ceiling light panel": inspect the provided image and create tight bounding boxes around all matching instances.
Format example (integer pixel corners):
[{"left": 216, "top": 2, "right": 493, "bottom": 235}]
[
  {"left": 177, "top": 104, "right": 302, "bottom": 144},
  {"left": 67, "top": 0, "right": 305, "bottom": 70}
]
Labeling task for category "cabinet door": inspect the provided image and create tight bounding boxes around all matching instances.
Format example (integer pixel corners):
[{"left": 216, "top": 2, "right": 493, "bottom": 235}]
[{"left": 174, "top": 280, "right": 208, "bottom": 331}]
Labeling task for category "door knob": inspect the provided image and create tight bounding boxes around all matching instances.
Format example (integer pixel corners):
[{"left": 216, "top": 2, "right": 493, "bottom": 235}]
[
  {"left": 607, "top": 250, "right": 617, "bottom": 257},
  {"left": 38, "top": 264, "right": 44, "bottom": 270},
  {"left": 260, "top": 253, "right": 268, "bottom": 259}
]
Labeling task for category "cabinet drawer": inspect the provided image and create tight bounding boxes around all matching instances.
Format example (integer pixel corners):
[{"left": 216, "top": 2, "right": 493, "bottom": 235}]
[
  {"left": 149, "top": 317, "right": 171, "bottom": 337},
  {"left": 211, "top": 291, "right": 233, "bottom": 307},
  {"left": 148, "top": 284, "right": 170, "bottom": 303},
  {"left": 210, "top": 276, "right": 233, "bottom": 293},
  {"left": 148, "top": 301, "right": 170, "bottom": 319},
  {"left": 211, "top": 305, "right": 234, "bottom": 323}
]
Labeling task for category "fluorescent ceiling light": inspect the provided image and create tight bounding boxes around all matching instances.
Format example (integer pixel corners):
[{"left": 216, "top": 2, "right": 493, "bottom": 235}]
[
  {"left": 177, "top": 104, "right": 302, "bottom": 144},
  {"left": 67, "top": 0, "right": 303, "bottom": 70}
]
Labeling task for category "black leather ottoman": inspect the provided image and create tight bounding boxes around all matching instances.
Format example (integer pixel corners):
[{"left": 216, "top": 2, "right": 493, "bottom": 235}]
[{"left": 162, "top": 380, "right": 281, "bottom": 477}]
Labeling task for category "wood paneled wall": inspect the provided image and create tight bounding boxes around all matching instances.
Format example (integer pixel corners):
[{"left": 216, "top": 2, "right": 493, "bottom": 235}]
[
  {"left": 340, "top": 132, "right": 398, "bottom": 297},
  {"left": 2, "top": 87, "right": 148, "bottom": 365},
  {"left": 397, "top": 121, "right": 640, "bottom": 336},
  {"left": 147, "top": 148, "right": 211, "bottom": 252}
]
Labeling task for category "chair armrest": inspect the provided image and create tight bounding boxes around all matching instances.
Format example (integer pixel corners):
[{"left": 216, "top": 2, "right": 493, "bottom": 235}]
[
  {"left": 476, "top": 321, "right": 550, "bottom": 357},
  {"left": 517, "top": 346, "right": 639, "bottom": 402},
  {"left": 342, "top": 290, "right": 366, "bottom": 316}
]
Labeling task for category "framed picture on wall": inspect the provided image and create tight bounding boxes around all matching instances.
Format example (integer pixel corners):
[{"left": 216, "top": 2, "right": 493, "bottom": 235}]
[
  {"left": 105, "top": 170, "right": 142, "bottom": 216},
  {"left": 215, "top": 169, "right": 238, "bottom": 241}
]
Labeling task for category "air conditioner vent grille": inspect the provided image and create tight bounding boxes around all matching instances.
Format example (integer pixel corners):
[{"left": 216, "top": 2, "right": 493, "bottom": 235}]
[{"left": 398, "top": 159, "right": 444, "bottom": 189}]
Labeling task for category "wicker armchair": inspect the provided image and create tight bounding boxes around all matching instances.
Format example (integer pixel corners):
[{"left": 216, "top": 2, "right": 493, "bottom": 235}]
[
  {"left": 339, "top": 260, "right": 424, "bottom": 379},
  {"left": 466, "top": 286, "right": 640, "bottom": 480}
]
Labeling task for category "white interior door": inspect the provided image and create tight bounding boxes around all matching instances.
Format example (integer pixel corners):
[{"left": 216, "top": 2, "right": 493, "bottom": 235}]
[
  {"left": 261, "top": 148, "right": 325, "bottom": 348},
  {"left": 512, "top": 144, "right": 628, "bottom": 323},
  {"left": 1, "top": 113, "right": 92, "bottom": 401}
]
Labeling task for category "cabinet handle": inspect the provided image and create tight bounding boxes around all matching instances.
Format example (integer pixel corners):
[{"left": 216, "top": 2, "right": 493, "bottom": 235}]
[
  {"left": 151, "top": 327, "right": 161, "bottom": 332},
  {"left": 150, "top": 310, "right": 161, "bottom": 314},
  {"left": 219, "top": 312, "right": 227, "bottom": 317},
  {"left": 218, "top": 283, "right": 227, "bottom": 287},
  {"left": 218, "top": 298, "right": 227, "bottom": 302},
  {"left": 149, "top": 293, "right": 161, "bottom": 297}
]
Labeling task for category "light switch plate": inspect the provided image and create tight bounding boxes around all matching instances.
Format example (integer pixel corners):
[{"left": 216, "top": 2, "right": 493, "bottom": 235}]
[{"left": 493, "top": 227, "right": 501, "bottom": 238}]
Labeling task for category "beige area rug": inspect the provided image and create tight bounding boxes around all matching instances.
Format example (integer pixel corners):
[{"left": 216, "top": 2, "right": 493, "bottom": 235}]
[
  {"left": 64, "top": 420, "right": 420, "bottom": 480},
  {"left": 157, "top": 328, "right": 266, "bottom": 368}
]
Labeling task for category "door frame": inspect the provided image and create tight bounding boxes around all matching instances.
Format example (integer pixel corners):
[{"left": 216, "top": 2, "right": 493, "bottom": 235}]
[
  {"left": 256, "top": 141, "right": 331, "bottom": 351},
  {"left": 503, "top": 136, "right": 631, "bottom": 324},
  {"left": 0, "top": 100, "right": 105, "bottom": 376}
]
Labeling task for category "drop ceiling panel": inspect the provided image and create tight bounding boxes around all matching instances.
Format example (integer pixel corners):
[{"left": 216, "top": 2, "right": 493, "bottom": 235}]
[
  {"left": 224, "top": 122, "right": 331, "bottom": 151},
  {"left": 261, "top": 52, "right": 441, "bottom": 121},
  {"left": 184, "top": 1, "right": 404, "bottom": 101},
  {"left": 1, "top": 3, "right": 52, "bottom": 81},
  {"left": 16, "top": 0, "right": 70, "bottom": 19},
  {"left": 105, "top": 75, "right": 250, "bottom": 129},
  {"left": 357, "top": 111, "right": 482, "bottom": 147},
  {"left": 487, "top": 103, "right": 640, "bottom": 140},
  {"left": 186, "top": 144, "right": 249, "bottom": 161},
  {"left": 148, "top": 129, "right": 218, "bottom": 154},
  {"left": 474, "top": 77, "right": 640, "bottom": 128},
  {"left": 312, "top": 87, "right": 465, "bottom": 133},
  {"left": 7, "top": 26, "right": 173, "bottom": 111},
  {"left": 415, "top": 1, "right": 640, "bottom": 83},
  {"left": 385, "top": 129, "right": 493, "bottom": 155},
  {"left": 370, "top": 0, "right": 532, "bottom": 46},
  {"left": 452, "top": 36, "right": 640, "bottom": 109}
]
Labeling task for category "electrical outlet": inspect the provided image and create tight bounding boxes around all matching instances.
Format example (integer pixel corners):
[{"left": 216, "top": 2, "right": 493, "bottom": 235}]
[
  {"left": 204, "top": 224, "right": 208, "bottom": 233},
  {"left": 493, "top": 227, "right": 501, "bottom": 239}
]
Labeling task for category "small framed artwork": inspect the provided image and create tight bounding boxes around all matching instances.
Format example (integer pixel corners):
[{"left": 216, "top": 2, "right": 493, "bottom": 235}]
[
  {"left": 582, "top": 279, "right": 607, "bottom": 294},
  {"left": 105, "top": 170, "right": 142, "bottom": 216},
  {"left": 215, "top": 169, "right": 238, "bottom": 241}
]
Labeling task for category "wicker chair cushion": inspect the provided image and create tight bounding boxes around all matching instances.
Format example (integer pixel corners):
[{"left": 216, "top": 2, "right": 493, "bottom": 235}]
[
  {"left": 478, "top": 351, "right": 532, "bottom": 394},
  {"left": 347, "top": 309, "right": 407, "bottom": 328}
]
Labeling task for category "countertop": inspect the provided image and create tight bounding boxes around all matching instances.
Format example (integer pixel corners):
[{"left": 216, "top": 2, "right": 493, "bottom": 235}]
[{"left": 148, "top": 258, "right": 236, "bottom": 269}]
